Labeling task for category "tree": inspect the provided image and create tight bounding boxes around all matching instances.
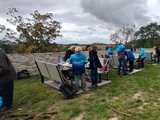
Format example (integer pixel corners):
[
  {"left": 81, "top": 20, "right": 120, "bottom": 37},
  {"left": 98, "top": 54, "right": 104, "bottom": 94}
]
[
  {"left": 0, "top": 23, "right": 17, "bottom": 53},
  {"left": 134, "top": 22, "right": 160, "bottom": 48},
  {"left": 6, "top": 8, "right": 62, "bottom": 53}
]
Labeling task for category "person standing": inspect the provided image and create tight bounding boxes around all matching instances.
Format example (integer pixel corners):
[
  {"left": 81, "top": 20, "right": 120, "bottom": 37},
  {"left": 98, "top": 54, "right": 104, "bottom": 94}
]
[
  {"left": 88, "top": 46, "right": 102, "bottom": 88},
  {"left": 64, "top": 46, "right": 75, "bottom": 62},
  {"left": 155, "top": 46, "right": 160, "bottom": 63},
  {"left": 116, "top": 43, "right": 127, "bottom": 75},
  {"left": 127, "top": 49, "right": 135, "bottom": 72},
  {"left": 69, "top": 47, "right": 86, "bottom": 90},
  {"left": 0, "top": 49, "right": 16, "bottom": 111},
  {"left": 105, "top": 45, "right": 113, "bottom": 58},
  {"left": 139, "top": 48, "right": 146, "bottom": 68}
]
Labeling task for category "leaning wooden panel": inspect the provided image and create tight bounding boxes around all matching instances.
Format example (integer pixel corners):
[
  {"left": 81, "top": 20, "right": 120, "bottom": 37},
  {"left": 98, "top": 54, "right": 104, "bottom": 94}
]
[
  {"left": 45, "top": 63, "right": 62, "bottom": 83},
  {"left": 36, "top": 60, "right": 50, "bottom": 78}
]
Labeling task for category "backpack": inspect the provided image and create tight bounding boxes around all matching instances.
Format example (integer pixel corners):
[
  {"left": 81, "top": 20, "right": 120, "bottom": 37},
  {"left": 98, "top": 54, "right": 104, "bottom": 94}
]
[
  {"left": 17, "top": 70, "right": 30, "bottom": 80},
  {"left": 59, "top": 83, "right": 78, "bottom": 99}
]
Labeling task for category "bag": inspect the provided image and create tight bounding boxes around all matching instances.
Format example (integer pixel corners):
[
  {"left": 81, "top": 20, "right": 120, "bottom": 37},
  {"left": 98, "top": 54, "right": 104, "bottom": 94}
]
[
  {"left": 59, "top": 84, "right": 77, "bottom": 99},
  {"left": 0, "top": 96, "right": 3, "bottom": 109},
  {"left": 17, "top": 70, "right": 30, "bottom": 80}
]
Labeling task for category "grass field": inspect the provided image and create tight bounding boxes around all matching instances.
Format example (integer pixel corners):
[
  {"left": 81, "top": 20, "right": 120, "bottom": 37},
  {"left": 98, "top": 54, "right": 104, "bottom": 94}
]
[{"left": 1, "top": 64, "right": 160, "bottom": 120}]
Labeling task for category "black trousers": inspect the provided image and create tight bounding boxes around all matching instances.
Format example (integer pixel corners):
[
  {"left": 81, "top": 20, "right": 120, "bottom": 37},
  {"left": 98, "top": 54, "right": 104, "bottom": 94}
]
[
  {"left": 129, "top": 61, "right": 134, "bottom": 72},
  {"left": 140, "top": 58, "right": 145, "bottom": 68},
  {"left": 157, "top": 55, "right": 160, "bottom": 63},
  {"left": 91, "top": 69, "right": 98, "bottom": 86},
  {"left": 0, "top": 80, "right": 14, "bottom": 109}
]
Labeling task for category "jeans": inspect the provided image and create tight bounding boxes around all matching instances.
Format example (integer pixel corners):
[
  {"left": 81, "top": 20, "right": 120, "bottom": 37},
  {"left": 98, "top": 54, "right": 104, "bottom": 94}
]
[
  {"left": 91, "top": 69, "right": 98, "bottom": 86},
  {"left": 74, "top": 74, "right": 85, "bottom": 90},
  {"left": 118, "top": 58, "right": 127, "bottom": 75},
  {"left": 0, "top": 80, "right": 14, "bottom": 109}
]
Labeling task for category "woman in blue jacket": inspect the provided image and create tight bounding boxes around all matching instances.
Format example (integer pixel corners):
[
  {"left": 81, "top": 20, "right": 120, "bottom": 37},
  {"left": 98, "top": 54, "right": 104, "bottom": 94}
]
[
  {"left": 139, "top": 48, "right": 146, "bottom": 68},
  {"left": 69, "top": 47, "right": 87, "bottom": 90},
  {"left": 105, "top": 46, "right": 113, "bottom": 58}
]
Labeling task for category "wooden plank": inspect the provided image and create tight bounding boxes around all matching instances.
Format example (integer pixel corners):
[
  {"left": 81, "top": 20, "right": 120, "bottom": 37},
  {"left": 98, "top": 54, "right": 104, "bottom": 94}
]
[{"left": 129, "top": 69, "right": 143, "bottom": 75}]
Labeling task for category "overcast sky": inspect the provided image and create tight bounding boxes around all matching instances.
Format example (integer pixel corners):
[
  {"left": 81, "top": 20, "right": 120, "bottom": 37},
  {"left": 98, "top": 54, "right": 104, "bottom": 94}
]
[{"left": 0, "top": 0, "right": 160, "bottom": 44}]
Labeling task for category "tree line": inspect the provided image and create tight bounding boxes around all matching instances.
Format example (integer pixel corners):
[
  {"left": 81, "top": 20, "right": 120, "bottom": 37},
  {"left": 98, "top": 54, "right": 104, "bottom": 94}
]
[
  {"left": 129, "top": 22, "right": 160, "bottom": 48},
  {"left": 1, "top": 8, "right": 160, "bottom": 53}
]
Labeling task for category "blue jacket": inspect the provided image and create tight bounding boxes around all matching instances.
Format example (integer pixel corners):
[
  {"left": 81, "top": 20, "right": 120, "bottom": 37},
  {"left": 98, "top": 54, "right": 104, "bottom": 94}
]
[
  {"left": 127, "top": 50, "right": 135, "bottom": 61},
  {"left": 116, "top": 43, "right": 125, "bottom": 54},
  {"left": 69, "top": 52, "right": 86, "bottom": 75},
  {"left": 106, "top": 48, "right": 113, "bottom": 56},
  {"left": 139, "top": 48, "right": 145, "bottom": 59}
]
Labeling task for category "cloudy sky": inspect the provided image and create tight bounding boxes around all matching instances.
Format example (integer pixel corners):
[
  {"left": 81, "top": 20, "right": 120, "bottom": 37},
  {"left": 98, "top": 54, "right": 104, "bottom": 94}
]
[{"left": 0, "top": 0, "right": 160, "bottom": 44}]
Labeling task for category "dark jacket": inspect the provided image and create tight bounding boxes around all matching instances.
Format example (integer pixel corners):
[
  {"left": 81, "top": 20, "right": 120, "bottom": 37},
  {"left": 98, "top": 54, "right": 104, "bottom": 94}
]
[
  {"left": 0, "top": 50, "right": 16, "bottom": 83},
  {"left": 89, "top": 50, "right": 102, "bottom": 69},
  {"left": 127, "top": 51, "right": 135, "bottom": 61},
  {"left": 64, "top": 50, "right": 74, "bottom": 61},
  {"left": 155, "top": 47, "right": 160, "bottom": 56}
]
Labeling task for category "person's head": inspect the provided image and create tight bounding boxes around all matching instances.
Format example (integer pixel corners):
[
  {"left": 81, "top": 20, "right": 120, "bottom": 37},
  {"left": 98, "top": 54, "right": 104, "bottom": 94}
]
[
  {"left": 69, "top": 46, "right": 75, "bottom": 52},
  {"left": 105, "top": 45, "right": 109, "bottom": 50},
  {"left": 75, "top": 46, "right": 82, "bottom": 53},
  {"left": 92, "top": 46, "right": 97, "bottom": 52},
  {"left": 87, "top": 46, "right": 92, "bottom": 52}
]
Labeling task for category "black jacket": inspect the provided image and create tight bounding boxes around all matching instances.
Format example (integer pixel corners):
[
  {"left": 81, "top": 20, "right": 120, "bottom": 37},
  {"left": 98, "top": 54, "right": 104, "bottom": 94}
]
[
  {"left": 0, "top": 50, "right": 16, "bottom": 82},
  {"left": 89, "top": 50, "right": 102, "bottom": 69},
  {"left": 64, "top": 50, "right": 74, "bottom": 61}
]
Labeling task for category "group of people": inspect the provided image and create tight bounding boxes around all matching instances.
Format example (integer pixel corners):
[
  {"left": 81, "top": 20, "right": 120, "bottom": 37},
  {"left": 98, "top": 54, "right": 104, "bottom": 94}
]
[
  {"left": 63, "top": 43, "right": 147, "bottom": 91},
  {"left": 105, "top": 43, "right": 146, "bottom": 75},
  {"left": 0, "top": 43, "right": 150, "bottom": 113},
  {"left": 63, "top": 46, "right": 102, "bottom": 90}
]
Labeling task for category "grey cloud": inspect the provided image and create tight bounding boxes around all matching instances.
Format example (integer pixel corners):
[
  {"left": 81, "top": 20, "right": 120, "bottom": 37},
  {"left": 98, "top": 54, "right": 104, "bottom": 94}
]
[
  {"left": 0, "top": 0, "right": 81, "bottom": 15},
  {"left": 81, "top": 0, "right": 151, "bottom": 27}
]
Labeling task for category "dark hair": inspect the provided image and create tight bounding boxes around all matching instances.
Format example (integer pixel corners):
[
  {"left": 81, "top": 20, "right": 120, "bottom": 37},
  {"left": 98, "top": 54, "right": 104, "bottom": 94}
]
[{"left": 92, "top": 46, "right": 97, "bottom": 51}]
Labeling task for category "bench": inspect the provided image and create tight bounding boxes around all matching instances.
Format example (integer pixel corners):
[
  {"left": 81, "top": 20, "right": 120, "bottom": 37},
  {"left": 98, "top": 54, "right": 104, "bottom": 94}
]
[
  {"left": 35, "top": 60, "right": 64, "bottom": 90},
  {"left": 35, "top": 60, "right": 111, "bottom": 93}
]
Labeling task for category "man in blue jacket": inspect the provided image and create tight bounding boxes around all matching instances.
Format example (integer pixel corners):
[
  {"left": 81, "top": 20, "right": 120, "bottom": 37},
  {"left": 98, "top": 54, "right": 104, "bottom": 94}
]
[
  {"left": 116, "top": 43, "right": 127, "bottom": 75},
  {"left": 69, "top": 47, "right": 87, "bottom": 90},
  {"left": 127, "top": 48, "right": 135, "bottom": 72}
]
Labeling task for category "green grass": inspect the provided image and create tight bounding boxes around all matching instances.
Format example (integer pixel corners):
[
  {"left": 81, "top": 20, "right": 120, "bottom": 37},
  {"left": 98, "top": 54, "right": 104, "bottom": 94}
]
[{"left": 1, "top": 64, "right": 160, "bottom": 120}]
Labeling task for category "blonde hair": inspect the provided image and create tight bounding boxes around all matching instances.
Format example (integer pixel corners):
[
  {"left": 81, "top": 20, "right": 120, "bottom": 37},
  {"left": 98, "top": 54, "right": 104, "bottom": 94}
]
[
  {"left": 69, "top": 46, "right": 75, "bottom": 50},
  {"left": 75, "top": 46, "right": 82, "bottom": 52}
]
